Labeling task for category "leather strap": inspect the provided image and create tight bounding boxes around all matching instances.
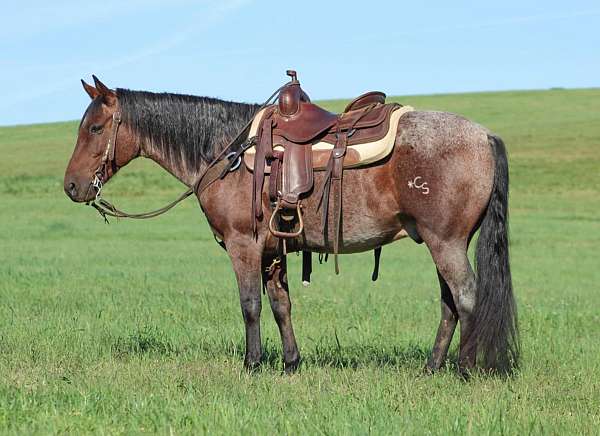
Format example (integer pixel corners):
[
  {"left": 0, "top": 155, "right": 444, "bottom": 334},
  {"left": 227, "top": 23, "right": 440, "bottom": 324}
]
[
  {"left": 195, "top": 159, "right": 231, "bottom": 195},
  {"left": 91, "top": 158, "right": 230, "bottom": 222},
  {"left": 252, "top": 118, "right": 273, "bottom": 233},
  {"left": 107, "top": 112, "right": 121, "bottom": 163},
  {"left": 93, "top": 111, "right": 122, "bottom": 187},
  {"left": 315, "top": 106, "right": 374, "bottom": 273},
  {"left": 331, "top": 131, "right": 348, "bottom": 274},
  {"left": 269, "top": 151, "right": 283, "bottom": 203},
  {"left": 302, "top": 251, "right": 312, "bottom": 285},
  {"left": 317, "top": 159, "right": 333, "bottom": 237},
  {"left": 372, "top": 247, "right": 382, "bottom": 281}
]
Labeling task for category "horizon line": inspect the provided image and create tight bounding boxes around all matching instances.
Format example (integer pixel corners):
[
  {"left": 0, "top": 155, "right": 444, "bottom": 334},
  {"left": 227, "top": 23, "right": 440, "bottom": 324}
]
[{"left": 1, "top": 86, "right": 598, "bottom": 128}]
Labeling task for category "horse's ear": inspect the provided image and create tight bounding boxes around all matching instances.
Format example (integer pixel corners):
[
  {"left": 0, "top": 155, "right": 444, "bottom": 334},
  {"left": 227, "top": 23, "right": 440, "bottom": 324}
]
[
  {"left": 92, "top": 74, "right": 117, "bottom": 106},
  {"left": 81, "top": 79, "right": 100, "bottom": 100}
]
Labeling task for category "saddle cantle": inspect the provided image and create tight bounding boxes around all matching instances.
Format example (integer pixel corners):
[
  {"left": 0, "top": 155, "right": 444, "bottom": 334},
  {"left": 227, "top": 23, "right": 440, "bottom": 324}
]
[{"left": 247, "top": 70, "right": 413, "bottom": 273}]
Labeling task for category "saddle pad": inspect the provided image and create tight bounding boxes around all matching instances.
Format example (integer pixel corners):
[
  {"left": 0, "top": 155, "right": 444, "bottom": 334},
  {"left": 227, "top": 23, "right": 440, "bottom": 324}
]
[{"left": 243, "top": 105, "right": 413, "bottom": 172}]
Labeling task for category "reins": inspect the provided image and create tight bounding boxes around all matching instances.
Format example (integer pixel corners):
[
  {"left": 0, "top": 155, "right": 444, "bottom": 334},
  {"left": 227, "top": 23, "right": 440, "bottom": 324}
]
[{"left": 87, "top": 82, "right": 289, "bottom": 223}]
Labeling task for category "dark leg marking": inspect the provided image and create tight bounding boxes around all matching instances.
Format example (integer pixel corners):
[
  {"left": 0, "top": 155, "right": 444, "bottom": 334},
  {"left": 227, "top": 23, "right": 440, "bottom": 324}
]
[
  {"left": 425, "top": 269, "right": 459, "bottom": 373},
  {"left": 264, "top": 256, "right": 301, "bottom": 373}
]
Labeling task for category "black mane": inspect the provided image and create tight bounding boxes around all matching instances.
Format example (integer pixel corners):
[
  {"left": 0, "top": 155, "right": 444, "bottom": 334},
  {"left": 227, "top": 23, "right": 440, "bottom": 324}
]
[{"left": 116, "top": 89, "right": 259, "bottom": 170}]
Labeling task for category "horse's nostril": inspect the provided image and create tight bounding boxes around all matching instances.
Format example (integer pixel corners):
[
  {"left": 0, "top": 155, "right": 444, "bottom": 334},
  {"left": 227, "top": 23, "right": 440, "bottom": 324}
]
[{"left": 68, "top": 182, "right": 77, "bottom": 196}]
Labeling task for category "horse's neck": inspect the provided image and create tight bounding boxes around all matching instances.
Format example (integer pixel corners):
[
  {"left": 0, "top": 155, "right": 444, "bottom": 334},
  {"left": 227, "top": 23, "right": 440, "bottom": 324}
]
[{"left": 139, "top": 140, "right": 205, "bottom": 187}]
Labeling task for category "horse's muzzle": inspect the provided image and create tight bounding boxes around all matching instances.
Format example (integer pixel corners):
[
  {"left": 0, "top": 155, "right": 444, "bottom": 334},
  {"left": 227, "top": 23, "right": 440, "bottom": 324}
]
[{"left": 64, "top": 177, "right": 94, "bottom": 203}]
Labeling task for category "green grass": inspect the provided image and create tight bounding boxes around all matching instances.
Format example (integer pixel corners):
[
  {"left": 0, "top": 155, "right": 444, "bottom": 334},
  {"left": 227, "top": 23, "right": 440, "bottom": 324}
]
[{"left": 1, "top": 88, "right": 599, "bottom": 435}]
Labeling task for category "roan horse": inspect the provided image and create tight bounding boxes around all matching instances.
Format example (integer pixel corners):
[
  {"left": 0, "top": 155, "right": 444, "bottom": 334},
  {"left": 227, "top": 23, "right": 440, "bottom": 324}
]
[{"left": 64, "top": 76, "right": 519, "bottom": 376}]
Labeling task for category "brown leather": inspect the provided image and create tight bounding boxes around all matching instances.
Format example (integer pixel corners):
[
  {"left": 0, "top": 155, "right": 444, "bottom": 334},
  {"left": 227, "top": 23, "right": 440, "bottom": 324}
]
[
  {"left": 242, "top": 104, "right": 397, "bottom": 173},
  {"left": 278, "top": 82, "right": 311, "bottom": 116},
  {"left": 252, "top": 117, "right": 273, "bottom": 233},
  {"left": 320, "top": 103, "right": 398, "bottom": 146},
  {"left": 330, "top": 133, "right": 347, "bottom": 274},
  {"left": 281, "top": 143, "right": 313, "bottom": 206},
  {"left": 268, "top": 151, "right": 282, "bottom": 203},
  {"left": 344, "top": 91, "right": 386, "bottom": 112},
  {"left": 312, "top": 147, "right": 361, "bottom": 168},
  {"left": 250, "top": 103, "right": 398, "bottom": 214},
  {"left": 250, "top": 72, "right": 399, "bottom": 271},
  {"left": 274, "top": 102, "right": 338, "bottom": 143},
  {"left": 273, "top": 101, "right": 394, "bottom": 145}
]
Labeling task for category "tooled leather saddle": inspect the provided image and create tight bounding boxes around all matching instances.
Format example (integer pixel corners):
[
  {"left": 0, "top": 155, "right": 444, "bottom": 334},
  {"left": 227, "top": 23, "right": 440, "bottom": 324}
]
[{"left": 250, "top": 70, "right": 402, "bottom": 276}]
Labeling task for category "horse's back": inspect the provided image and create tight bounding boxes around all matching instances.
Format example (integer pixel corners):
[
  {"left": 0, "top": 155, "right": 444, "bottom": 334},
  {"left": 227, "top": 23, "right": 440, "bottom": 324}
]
[{"left": 396, "top": 110, "right": 491, "bottom": 153}]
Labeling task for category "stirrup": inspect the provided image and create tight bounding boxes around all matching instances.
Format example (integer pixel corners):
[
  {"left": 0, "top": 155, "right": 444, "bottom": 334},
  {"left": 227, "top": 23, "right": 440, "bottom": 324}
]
[{"left": 269, "top": 200, "right": 304, "bottom": 238}]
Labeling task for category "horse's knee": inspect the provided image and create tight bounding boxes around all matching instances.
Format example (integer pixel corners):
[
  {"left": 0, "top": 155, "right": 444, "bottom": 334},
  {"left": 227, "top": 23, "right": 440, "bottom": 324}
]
[{"left": 240, "top": 295, "right": 262, "bottom": 324}]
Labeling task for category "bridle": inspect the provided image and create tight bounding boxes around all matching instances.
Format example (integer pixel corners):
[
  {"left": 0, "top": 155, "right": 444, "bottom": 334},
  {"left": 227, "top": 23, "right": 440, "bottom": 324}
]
[
  {"left": 89, "top": 111, "right": 121, "bottom": 202},
  {"left": 86, "top": 82, "right": 290, "bottom": 222}
]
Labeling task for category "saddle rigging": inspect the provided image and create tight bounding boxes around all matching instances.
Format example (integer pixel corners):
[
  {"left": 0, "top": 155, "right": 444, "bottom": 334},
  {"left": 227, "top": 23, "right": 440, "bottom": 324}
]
[{"left": 249, "top": 70, "right": 408, "bottom": 278}]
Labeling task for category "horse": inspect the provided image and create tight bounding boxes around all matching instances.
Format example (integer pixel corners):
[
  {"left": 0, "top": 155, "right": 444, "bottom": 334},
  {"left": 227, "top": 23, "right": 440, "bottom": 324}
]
[{"left": 64, "top": 76, "right": 519, "bottom": 376}]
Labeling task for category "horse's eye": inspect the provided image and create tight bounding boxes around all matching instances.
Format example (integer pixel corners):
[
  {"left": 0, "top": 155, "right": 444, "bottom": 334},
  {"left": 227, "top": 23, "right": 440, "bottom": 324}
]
[{"left": 89, "top": 124, "right": 103, "bottom": 134}]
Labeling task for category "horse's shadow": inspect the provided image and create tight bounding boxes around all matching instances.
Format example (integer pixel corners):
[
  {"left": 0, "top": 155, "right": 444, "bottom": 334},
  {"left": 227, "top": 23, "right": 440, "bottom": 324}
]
[
  {"left": 259, "top": 340, "right": 459, "bottom": 372},
  {"left": 108, "top": 329, "right": 460, "bottom": 373}
]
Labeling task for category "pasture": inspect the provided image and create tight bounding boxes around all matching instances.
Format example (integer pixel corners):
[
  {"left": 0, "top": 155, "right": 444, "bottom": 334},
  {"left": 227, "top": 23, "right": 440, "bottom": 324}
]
[{"left": 1, "top": 88, "right": 599, "bottom": 434}]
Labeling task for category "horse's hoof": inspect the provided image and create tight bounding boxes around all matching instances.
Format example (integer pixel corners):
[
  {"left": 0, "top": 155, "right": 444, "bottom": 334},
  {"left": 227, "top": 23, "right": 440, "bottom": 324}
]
[
  {"left": 283, "top": 357, "right": 301, "bottom": 374},
  {"left": 423, "top": 364, "right": 437, "bottom": 376},
  {"left": 457, "top": 368, "right": 472, "bottom": 381},
  {"left": 244, "top": 359, "right": 262, "bottom": 373}
]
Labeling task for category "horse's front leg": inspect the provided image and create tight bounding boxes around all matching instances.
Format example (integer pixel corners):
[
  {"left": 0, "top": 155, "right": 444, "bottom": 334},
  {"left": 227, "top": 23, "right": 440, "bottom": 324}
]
[
  {"left": 263, "top": 255, "right": 300, "bottom": 373},
  {"left": 227, "top": 237, "right": 264, "bottom": 370}
]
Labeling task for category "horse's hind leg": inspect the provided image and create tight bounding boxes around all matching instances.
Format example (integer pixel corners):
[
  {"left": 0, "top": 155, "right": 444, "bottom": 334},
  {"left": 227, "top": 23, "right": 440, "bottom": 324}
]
[
  {"left": 425, "top": 239, "right": 477, "bottom": 374},
  {"left": 425, "top": 270, "right": 459, "bottom": 373},
  {"left": 263, "top": 255, "right": 301, "bottom": 373}
]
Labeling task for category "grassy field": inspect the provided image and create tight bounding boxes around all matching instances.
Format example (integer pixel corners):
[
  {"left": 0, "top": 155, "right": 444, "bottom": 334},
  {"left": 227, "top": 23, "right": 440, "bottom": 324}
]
[{"left": 1, "top": 88, "right": 599, "bottom": 435}]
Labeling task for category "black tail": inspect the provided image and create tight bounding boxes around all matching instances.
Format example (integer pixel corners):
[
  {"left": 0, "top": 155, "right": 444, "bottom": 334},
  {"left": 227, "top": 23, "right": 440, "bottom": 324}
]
[{"left": 471, "top": 135, "right": 520, "bottom": 374}]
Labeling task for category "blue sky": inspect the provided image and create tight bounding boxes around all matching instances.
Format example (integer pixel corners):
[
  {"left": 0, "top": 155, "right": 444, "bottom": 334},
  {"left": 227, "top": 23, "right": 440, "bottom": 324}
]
[{"left": 1, "top": 1, "right": 599, "bottom": 126}]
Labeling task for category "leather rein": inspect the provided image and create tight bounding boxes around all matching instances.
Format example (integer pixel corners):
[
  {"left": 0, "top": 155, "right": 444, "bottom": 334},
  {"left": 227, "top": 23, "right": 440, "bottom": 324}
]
[{"left": 87, "top": 83, "right": 288, "bottom": 223}]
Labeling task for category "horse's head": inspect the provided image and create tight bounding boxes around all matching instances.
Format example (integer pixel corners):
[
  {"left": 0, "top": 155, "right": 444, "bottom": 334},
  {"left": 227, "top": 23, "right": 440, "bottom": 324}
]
[{"left": 64, "top": 76, "right": 139, "bottom": 202}]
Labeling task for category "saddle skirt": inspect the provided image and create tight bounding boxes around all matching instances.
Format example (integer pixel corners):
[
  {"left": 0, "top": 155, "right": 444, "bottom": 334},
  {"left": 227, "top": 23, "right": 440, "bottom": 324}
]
[{"left": 243, "top": 104, "right": 414, "bottom": 172}]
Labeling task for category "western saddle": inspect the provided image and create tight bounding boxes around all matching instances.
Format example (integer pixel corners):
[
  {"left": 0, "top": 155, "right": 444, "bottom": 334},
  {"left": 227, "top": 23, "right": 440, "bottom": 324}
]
[{"left": 249, "top": 70, "right": 404, "bottom": 276}]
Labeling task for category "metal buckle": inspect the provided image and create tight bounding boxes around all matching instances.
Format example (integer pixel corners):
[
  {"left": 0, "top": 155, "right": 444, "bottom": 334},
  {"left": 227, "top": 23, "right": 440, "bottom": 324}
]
[
  {"left": 335, "top": 128, "right": 355, "bottom": 140},
  {"left": 225, "top": 152, "right": 242, "bottom": 172},
  {"left": 242, "top": 137, "right": 256, "bottom": 150},
  {"left": 265, "top": 257, "right": 281, "bottom": 274}
]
